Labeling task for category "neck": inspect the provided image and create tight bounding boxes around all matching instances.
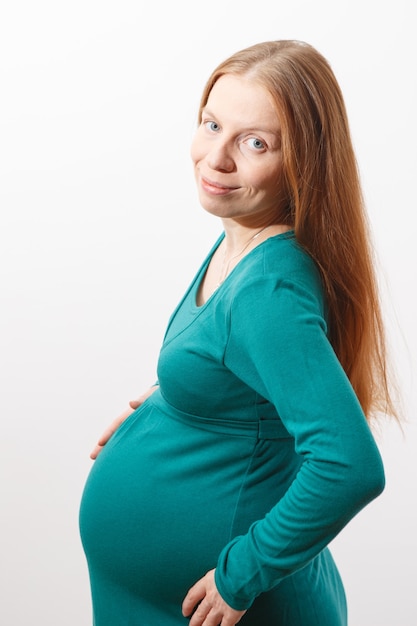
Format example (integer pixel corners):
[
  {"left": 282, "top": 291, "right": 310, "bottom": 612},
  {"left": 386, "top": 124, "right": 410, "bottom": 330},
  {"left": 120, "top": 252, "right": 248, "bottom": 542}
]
[
  {"left": 223, "top": 223, "right": 272, "bottom": 251},
  {"left": 217, "top": 224, "right": 274, "bottom": 286}
]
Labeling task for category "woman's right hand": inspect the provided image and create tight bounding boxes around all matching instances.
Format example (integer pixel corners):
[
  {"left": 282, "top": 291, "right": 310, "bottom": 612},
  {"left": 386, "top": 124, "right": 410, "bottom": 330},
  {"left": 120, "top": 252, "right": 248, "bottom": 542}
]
[{"left": 90, "top": 385, "right": 159, "bottom": 460}]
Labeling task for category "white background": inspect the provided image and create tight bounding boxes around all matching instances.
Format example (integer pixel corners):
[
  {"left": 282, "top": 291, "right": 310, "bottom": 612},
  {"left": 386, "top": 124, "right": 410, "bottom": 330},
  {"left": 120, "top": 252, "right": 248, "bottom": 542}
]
[{"left": 1, "top": 1, "right": 416, "bottom": 624}]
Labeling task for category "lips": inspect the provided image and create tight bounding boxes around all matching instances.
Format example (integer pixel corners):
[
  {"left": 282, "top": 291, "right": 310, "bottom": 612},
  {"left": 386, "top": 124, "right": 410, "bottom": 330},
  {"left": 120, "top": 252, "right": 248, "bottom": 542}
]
[{"left": 200, "top": 175, "right": 239, "bottom": 196}]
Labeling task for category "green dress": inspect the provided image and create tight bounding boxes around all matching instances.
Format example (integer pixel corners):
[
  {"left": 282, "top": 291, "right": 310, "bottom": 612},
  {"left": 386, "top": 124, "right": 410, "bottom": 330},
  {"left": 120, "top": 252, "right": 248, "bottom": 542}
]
[{"left": 79, "top": 231, "right": 385, "bottom": 625}]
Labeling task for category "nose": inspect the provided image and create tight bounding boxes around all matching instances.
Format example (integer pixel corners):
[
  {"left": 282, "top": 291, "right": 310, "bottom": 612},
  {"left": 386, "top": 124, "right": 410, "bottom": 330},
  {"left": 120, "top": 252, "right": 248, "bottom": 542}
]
[{"left": 206, "top": 141, "right": 235, "bottom": 173}]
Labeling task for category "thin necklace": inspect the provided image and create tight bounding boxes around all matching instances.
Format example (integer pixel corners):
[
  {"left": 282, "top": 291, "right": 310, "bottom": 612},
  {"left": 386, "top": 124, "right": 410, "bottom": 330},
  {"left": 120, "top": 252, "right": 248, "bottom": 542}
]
[{"left": 217, "top": 224, "right": 273, "bottom": 286}]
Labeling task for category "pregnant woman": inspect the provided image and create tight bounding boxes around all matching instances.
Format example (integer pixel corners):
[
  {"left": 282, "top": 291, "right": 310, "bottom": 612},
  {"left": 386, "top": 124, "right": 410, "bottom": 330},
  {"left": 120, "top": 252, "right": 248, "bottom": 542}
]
[{"left": 79, "top": 40, "right": 398, "bottom": 625}]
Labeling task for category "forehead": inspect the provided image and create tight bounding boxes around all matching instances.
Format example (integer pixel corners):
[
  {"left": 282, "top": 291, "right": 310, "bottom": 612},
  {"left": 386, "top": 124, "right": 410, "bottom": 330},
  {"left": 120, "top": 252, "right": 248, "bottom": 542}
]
[{"left": 205, "top": 74, "right": 280, "bottom": 131}]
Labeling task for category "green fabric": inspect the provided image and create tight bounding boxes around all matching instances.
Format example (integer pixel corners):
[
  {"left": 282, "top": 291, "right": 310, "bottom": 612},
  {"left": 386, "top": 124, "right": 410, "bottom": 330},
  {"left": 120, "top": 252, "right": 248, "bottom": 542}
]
[{"left": 80, "top": 231, "right": 384, "bottom": 625}]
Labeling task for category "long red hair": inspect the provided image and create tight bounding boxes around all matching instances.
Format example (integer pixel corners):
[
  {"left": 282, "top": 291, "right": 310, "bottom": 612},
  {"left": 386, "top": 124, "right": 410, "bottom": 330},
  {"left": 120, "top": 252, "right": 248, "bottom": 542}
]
[{"left": 199, "top": 40, "right": 398, "bottom": 422}]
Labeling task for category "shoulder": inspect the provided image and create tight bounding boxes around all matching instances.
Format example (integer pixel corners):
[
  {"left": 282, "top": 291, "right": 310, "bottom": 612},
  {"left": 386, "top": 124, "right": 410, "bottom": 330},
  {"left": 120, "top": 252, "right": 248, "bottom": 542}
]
[
  {"left": 262, "top": 232, "right": 322, "bottom": 288},
  {"left": 231, "top": 232, "right": 325, "bottom": 309},
  {"left": 213, "top": 233, "right": 328, "bottom": 340}
]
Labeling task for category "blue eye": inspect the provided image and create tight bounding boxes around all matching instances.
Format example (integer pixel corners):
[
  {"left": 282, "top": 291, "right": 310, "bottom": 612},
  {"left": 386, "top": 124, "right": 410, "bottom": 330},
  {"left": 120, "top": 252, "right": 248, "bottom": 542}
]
[
  {"left": 248, "top": 137, "right": 265, "bottom": 150},
  {"left": 204, "top": 121, "right": 220, "bottom": 133}
]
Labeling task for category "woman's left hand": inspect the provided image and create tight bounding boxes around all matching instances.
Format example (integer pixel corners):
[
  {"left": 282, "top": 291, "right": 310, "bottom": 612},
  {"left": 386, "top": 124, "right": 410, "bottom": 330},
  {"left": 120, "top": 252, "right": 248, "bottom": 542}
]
[{"left": 182, "top": 569, "right": 247, "bottom": 625}]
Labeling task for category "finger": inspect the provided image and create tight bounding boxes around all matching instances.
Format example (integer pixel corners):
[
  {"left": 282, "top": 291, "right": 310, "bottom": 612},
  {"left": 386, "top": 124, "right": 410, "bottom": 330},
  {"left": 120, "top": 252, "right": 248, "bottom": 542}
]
[
  {"left": 89, "top": 407, "right": 135, "bottom": 459},
  {"left": 90, "top": 426, "right": 117, "bottom": 458},
  {"left": 96, "top": 423, "right": 118, "bottom": 446},
  {"left": 89, "top": 444, "right": 103, "bottom": 460},
  {"left": 187, "top": 601, "right": 212, "bottom": 626},
  {"left": 129, "top": 385, "right": 159, "bottom": 410},
  {"left": 182, "top": 580, "right": 206, "bottom": 617},
  {"left": 192, "top": 606, "right": 229, "bottom": 626},
  {"left": 98, "top": 407, "right": 135, "bottom": 445}
]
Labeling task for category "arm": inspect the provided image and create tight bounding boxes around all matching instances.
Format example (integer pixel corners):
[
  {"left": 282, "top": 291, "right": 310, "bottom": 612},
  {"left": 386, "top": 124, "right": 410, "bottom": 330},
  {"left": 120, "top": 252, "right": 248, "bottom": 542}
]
[
  {"left": 90, "top": 384, "right": 159, "bottom": 459},
  {"left": 214, "top": 276, "right": 385, "bottom": 608}
]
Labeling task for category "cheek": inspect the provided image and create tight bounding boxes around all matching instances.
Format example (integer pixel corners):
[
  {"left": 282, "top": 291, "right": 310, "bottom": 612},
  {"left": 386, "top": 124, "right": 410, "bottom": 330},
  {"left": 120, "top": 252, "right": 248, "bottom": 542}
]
[
  {"left": 190, "top": 131, "right": 205, "bottom": 165},
  {"left": 248, "top": 168, "right": 278, "bottom": 194},
  {"left": 259, "top": 164, "right": 283, "bottom": 195}
]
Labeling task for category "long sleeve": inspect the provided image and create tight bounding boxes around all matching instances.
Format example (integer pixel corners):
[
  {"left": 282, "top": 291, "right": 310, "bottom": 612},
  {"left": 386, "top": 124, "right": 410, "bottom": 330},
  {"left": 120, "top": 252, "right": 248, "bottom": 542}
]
[{"left": 215, "top": 271, "right": 385, "bottom": 609}]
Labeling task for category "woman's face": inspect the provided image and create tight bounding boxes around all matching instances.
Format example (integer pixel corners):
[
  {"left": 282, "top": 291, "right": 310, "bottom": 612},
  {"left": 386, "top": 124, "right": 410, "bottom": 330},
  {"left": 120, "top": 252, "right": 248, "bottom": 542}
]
[{"left": 191, "top": 74, "right": 284, "bottom": 225}]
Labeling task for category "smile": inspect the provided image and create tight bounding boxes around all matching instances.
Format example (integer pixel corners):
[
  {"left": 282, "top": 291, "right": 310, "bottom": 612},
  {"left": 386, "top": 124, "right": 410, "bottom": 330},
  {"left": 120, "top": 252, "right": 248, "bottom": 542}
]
[{"left": 200, "top": 176, "right": 239, "bottom": 196}]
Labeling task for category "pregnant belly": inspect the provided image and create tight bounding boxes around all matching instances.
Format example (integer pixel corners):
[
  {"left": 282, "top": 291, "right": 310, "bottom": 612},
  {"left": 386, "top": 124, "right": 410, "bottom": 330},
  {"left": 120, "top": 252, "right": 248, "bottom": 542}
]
[{"left": 79, "top": 397, "right": 296, "bottom": 606}]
